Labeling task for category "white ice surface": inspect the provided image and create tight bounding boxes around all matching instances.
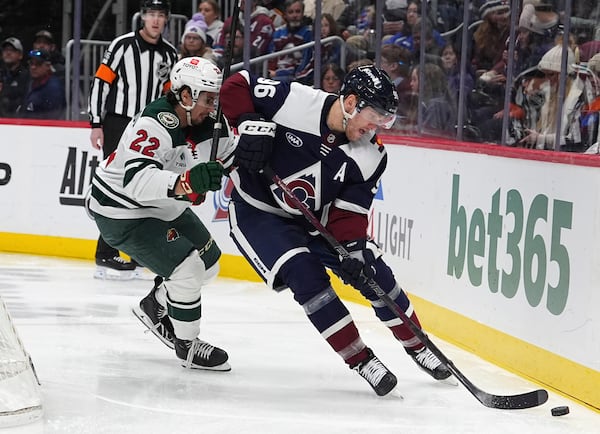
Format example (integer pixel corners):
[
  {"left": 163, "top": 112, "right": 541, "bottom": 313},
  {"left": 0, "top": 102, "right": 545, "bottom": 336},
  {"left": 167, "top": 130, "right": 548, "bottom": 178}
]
[{"left": 0, "top": 252, "right": 598, "bottom": 434}]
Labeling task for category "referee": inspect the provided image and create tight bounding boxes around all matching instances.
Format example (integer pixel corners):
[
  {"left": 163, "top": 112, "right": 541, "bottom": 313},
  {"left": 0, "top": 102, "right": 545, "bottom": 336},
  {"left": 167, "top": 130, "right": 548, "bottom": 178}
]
[{"left": 88, "top": 0, "right": 178, "bottom": 279}]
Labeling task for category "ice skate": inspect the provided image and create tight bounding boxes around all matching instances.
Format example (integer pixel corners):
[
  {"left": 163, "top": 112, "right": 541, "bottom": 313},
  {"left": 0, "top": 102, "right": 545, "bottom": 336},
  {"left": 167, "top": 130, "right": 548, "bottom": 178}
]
[
  {"left": 94, "top": 256, "right": 136, "bottom": 280},
  {"left": 407, "top": 346, "right": 452, "bottom": 380},
  {"left": 352, "top": 349, "right": 397, "bottom": 396},
  {"left": 132, "top": 277, "right": 175, "bottom": 349},
  {"left": 174, "top": 338, "right": 230, "bottom": 371}
]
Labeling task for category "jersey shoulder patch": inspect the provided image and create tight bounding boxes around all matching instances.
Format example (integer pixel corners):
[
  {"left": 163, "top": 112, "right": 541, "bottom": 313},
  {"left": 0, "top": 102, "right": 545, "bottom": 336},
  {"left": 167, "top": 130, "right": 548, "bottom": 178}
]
[{"left": 157, "top": 111, "right": 179, "bottom": 129}]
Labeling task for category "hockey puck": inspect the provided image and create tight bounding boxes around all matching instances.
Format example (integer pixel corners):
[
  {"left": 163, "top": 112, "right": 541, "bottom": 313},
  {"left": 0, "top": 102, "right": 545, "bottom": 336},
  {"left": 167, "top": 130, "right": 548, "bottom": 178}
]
[{"left": 551, "top": 406, "right": 569, "bottom": 416}]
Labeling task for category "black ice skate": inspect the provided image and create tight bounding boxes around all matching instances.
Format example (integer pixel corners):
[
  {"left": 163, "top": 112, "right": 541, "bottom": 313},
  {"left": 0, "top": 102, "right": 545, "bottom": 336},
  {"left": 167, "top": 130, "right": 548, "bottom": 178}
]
[
  {"left": 174, "top": 338, "right": 231, "bottom": 371},
  {"left": 352, "top": 349, "right": 397, "bottom": 396},
  {"left": 407, "top": 346, "right": 452, "bottom": 380},
  {"left": 94, "top": 256, "right": 136, "bottom": 280},
  {"left": 132, "top": 277, "right": 175, "bottom": 349}
]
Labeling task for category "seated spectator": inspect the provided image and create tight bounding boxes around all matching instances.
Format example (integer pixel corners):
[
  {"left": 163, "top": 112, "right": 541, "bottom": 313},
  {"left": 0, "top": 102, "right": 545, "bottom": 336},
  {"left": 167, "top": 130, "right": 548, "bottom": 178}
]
[
  {"left": 409, "top": 17, "right": 445, "bottom": 61},
  {"left": 383, "top": 0, "right": 420, "bottom": 47},
  {"left": 517, "top": 45, "right": 588, "bottom": 152},
  {"left": 440, "top": 41, "right": 474, "bottom": 105},
  {"left": 402, "top": 63, "right": 457, "bottom": 135},
  {"left": 32, "top": 30, "right": 65, "bottom": 79},
  {"left": 320, "top": 13, "right": 342, "bottom": 66},
  {"left": 217, "top": 27, "right": 244, "bottom": 71},
  {"left": 380, "top": 44, "right": 412, "bottom": 106},
  {"left": 268, "top": 0, "right": 314, "bottom": 84},
  {"left": 17, "top": 49, "right": 65, "bottom": 119},
  {"left": 214, "top": 0, "right": 274, "bottom": 58},
  {"left": 472, "top": 0, "right": 510, "bottom": 74},
  {"left": 0, "top": 37, "right": 29, "bottom": 118},
  {"left": 320, "top": 62, "right": 344, "bottom": 93},
  {"left": 178, "top": 22, "right": 217, "bottom": 64},
  {"left": 198, "top": 0, "right": 223, "bottom": 47}
]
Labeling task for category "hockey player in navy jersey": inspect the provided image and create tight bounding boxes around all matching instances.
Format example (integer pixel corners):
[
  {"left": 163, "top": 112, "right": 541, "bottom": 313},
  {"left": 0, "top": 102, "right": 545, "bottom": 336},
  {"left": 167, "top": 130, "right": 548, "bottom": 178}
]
[
  {"left": 220, "top": 65, "right": 451, "bottom": 396},
  {"left": 88, "top": 57, "right": 234, "bottom": 371}
]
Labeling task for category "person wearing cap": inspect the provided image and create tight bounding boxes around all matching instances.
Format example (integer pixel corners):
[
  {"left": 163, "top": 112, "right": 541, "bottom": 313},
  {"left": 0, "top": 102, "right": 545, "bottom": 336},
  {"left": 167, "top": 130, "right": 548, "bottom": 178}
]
[
  {"left": 0, "top": 37, "right": 29, "bottom": 117},
  {"left": 179, "top": 19, "right": 217, "bottom": 64},
  {"left": 32, "top": 30, "right": 66, "bottom": 76},
  {"left": 17, "top": 49, "right": 65, "bottom": 119},
  {"left": 88, "top": 0, "right": 178, "bottom": 279},
  {"left": 518, "top": 44, "right": 589, "bottom": 152}
]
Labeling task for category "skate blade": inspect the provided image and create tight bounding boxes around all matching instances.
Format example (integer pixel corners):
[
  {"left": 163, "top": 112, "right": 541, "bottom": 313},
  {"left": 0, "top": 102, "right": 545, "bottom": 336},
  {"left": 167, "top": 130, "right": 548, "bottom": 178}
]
[
  {"left": 94, "top": 267, "right": 135, "bottom": 281},
  {"left": 438, "top": 376, "right": 459, "bottom": 387},
  {"left": 388, "top": 388, "right": 405, "bottom": 400},
  {"left": 180, "top": 361, "right": 231, "bottom": 372},
  {"left": 131, "top": 306, "right": 175, "bottom": 350}
]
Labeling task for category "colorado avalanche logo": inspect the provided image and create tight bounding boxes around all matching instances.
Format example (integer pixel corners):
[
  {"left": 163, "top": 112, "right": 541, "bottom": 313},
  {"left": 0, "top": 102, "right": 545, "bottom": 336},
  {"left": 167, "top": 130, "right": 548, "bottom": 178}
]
[
  {"left": 271, "top": 166, "right": 321, "bottom": 214},
  {"left": 166, "top": 228, "right": 179, "bottom": 242}
]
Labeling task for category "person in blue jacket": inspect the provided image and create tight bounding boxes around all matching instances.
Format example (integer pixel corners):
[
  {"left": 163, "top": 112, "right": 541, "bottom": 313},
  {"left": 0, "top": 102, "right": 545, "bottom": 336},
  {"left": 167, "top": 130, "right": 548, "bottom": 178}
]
[{"left": 18, "top": 49, "right": 65, "bottom": 119}]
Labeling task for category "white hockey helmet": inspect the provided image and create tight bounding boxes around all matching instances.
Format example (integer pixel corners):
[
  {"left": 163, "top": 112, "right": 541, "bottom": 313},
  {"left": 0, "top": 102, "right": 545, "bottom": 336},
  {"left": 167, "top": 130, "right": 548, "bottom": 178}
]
[{"left": 169, "top": 57, "right": 222, "bottom": 105}]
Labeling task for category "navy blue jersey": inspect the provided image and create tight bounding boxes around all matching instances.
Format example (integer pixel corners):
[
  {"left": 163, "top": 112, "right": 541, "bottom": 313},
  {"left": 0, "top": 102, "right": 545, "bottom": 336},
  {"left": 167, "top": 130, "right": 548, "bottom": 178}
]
[{"left": 221, "top": 71, "right": 387, "bottom": 241}]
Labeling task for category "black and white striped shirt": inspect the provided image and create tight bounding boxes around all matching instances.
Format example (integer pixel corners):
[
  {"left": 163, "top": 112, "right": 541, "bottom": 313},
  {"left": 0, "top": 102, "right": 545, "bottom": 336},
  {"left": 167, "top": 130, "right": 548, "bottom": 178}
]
[{"left": 88, "top": 30, "right": 177, "bottom": 126}]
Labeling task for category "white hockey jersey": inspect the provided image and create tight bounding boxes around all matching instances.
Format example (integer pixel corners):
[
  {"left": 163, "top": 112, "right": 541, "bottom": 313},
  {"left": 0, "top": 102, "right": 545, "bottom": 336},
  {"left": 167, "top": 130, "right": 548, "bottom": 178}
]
[{"left": 89, "top": 96, "right": 235, "bottom": 221}]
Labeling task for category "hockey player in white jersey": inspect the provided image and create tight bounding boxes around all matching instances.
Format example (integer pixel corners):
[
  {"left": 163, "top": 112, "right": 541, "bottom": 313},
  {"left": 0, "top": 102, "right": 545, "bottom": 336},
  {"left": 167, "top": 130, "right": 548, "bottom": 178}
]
[
  {"left": 220, "top": 65, "right": 452, "bottom": 395},
  {"left": 88, "top": 57, "right": 234, "bottom": 371}
]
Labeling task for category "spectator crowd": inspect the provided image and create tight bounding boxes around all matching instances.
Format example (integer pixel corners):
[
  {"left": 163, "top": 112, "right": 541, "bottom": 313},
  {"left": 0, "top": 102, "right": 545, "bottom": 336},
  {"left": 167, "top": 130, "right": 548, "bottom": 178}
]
[{"left": 1, "top": 0, "right": 600, "bottom": 152}]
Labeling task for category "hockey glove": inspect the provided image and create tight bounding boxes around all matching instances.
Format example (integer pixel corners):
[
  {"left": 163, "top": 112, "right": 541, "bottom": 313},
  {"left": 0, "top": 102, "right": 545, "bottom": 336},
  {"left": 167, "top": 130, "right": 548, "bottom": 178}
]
[
  {"left": 337, "top": 239, "right": 382, "bottom": 288},
  {"left": 234, "top": 113, "right": 276, "bottom": 172},
  {"left": 180, "top": 161, "right": 224, "bottom": 202}
]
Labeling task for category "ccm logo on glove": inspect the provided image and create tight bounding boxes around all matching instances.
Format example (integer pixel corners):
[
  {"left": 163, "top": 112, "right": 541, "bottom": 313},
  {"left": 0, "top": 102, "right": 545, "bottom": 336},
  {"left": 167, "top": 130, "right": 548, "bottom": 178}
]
[
  {"left": 240, "top": 123, "right": 276, "bottom": 135},
  {"left": 234, "top": 113, "right": 276, "bottom": 172}
]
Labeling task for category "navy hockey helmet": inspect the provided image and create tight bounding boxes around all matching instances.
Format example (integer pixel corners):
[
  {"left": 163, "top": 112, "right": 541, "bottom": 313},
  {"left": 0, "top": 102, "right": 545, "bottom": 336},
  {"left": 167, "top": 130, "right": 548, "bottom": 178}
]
[
  {"left": 141, "top": 0, "right": 171, "bottom": 15},
  {"left": 340, "top": 65, "right": 399, "bottom": 119}
]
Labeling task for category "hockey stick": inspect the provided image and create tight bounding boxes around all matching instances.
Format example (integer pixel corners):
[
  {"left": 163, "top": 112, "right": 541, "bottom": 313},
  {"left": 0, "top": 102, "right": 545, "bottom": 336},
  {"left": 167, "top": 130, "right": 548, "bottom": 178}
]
[
  {"left": 210, "top": 0, "right": 241, "bottom": 161},
  {"left": 261, "top": 166, "right": 548, "bottom": 410}
]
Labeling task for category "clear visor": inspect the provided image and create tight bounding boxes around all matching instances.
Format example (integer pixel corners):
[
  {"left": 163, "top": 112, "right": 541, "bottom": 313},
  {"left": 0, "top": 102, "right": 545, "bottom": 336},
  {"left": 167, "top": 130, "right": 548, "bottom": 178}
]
[
  {"left": 355, "top": 106, "right": 396, "bottom": 129},
  {"left": 195, "top": 92, "right": 219, "bottom": 111}
]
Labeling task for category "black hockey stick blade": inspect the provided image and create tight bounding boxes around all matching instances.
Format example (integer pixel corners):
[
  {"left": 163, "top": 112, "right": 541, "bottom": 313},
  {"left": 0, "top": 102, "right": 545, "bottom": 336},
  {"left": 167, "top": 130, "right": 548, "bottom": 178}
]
[
  {"left": 445, "top": 358, "right": 548, "bottom": 409},
  {"left": 262, "top": 166, "right": 549, "bottom": 410}
]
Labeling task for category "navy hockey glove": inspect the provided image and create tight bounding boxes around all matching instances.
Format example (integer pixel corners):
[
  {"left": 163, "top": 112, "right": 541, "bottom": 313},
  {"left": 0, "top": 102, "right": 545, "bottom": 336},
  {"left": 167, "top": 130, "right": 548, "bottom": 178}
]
[
  {"left": 338, "top": 239, "right": 382, "bottom": 288},
  {"left": 180, "top": 162, "right": 224, "bottom": 200},
  {"left": 234, "top": 113, "right": 276, "bottom": 172}
]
